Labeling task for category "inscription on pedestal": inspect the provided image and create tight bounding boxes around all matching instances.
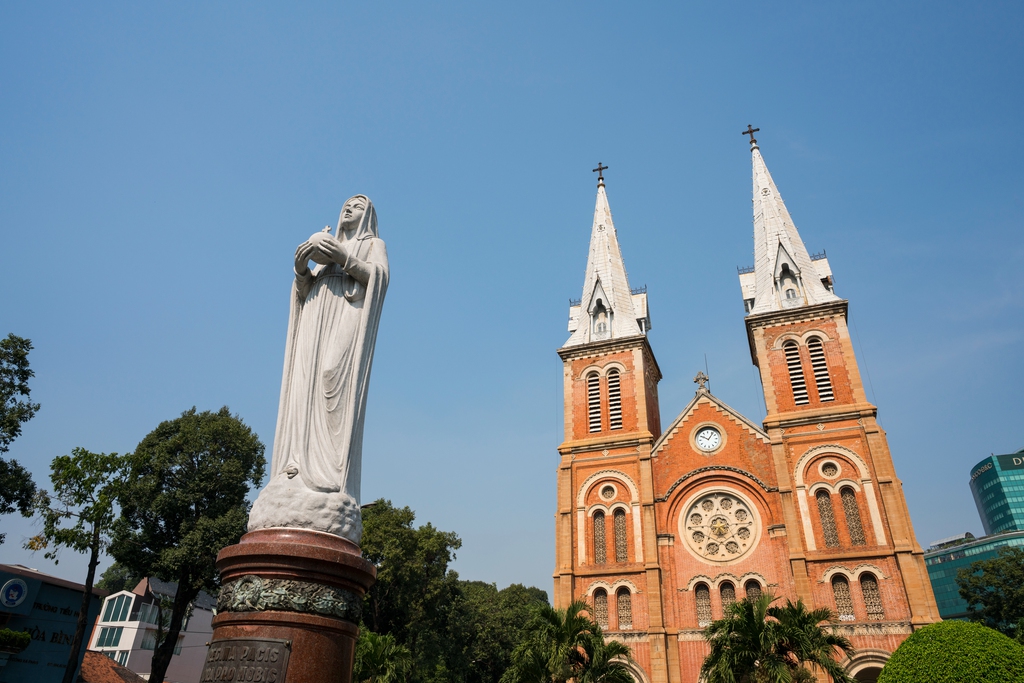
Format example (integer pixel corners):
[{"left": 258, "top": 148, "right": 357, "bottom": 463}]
[
  {"left": 218, "top": 574, "right": 361, "bottom": 623},
  {"left": 202, "top": 638, "right": 291, "bottom": 683}
]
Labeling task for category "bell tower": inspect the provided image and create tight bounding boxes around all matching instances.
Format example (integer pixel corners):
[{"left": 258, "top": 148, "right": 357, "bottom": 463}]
[
  {"left": 554, "top": 170, "right": 670, "bottom": 682},
  {"left": 737, "top": 132, "right": 939, "bottom": 627}
]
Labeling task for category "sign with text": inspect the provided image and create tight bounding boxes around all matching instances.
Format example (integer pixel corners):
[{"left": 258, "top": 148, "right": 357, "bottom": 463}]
[
  {"left": 998, "top": 454, "right": 1024, "bottom": 471},
  {"left": 202, "top": 638, "right": 291, "bottom": 683}
]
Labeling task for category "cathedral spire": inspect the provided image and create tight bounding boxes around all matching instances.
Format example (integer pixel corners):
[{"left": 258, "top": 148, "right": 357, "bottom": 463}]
[
  {"left": 565, "top": 174, "right": 650, "bottom": 347},
  {"left": 742, "top": 133, "right": 839, "bottom": 315}
]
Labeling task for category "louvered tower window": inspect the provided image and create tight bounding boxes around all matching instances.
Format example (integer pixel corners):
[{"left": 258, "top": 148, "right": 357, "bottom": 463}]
[
  {"left": 695, "top": 584, "right": 712, "bottom": 627},
  {"left": 593, "top": 589, "right": 609, "bottom": 629},
  {"left": 816, "top": 490, "right": 840, "bottom": 548},
  {"left": 616, "top": 588, "right": 632, "bottom": 630},
  {"left": 783, "top": 341, "right": 809, "bottom": 405},
  {"left": 593, "top": 512, "right": 606, "bottom": 564},
  {"left": 832, "top": 576, "right": 855, "bottom": 621},
  {"left": 807, "top": 337, "right": 834, "bottom": 402},
  {"left": 840, "top": 487, "right": 866, "bottom": 546},
  {"left": 587, "top": 372, "right": 601, "bottom": 433},
  {"left": 720, "top": 582, "right": 736, "bottom": 608},
  {"left": 613, "top": 508, "right": 628, "bottom": 562},
  {"left": 607, "top": 369, "right": 622, "bottom": 430},
  {"left": 745, "top": 580, "right": 762, "bottom": 601},
  {"left": 860, "top": 574, "right": 885, "bottom": 621}
]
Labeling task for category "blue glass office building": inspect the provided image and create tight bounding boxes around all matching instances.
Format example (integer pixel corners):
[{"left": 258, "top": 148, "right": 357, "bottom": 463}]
[
  {"left": 924, "top": 530, "right": 1024, "bottom": 619},
  {"left": 970, "top": 447, "right": 1024, "bottom": 534}
]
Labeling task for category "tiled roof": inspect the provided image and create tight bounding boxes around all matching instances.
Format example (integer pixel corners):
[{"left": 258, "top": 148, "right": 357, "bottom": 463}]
[{"left": 78, "top": 651, "right": 148, "bottom": 683}]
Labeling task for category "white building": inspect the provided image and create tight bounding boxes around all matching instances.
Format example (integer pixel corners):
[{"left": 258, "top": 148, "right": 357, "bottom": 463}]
[{"left": 88, "top": 578, "right": 214, "bottom": 683}]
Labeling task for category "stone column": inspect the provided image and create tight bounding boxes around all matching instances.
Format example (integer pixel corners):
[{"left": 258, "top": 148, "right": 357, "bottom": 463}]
[{"left": 202, "top": 529, "right": 375, "bottom": 683}]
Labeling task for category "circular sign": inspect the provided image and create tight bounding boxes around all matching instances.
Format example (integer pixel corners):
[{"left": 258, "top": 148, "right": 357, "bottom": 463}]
[{"left": 1, "top": 578, "right": 29, "bottom": 608}]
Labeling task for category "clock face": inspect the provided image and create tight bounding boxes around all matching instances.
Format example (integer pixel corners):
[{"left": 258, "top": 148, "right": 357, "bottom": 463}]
[{"left": 696, "top": 427, "right": 721, "bottom": 451}]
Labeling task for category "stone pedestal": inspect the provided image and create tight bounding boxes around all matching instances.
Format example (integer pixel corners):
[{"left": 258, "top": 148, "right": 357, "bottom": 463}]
[{"left": 204, "top": 529, "right": 375, "bottom": 683}]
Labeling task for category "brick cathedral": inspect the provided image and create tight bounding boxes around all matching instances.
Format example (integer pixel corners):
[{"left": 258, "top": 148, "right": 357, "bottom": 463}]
[{"left": 552, "top": 135, "right": 939, "bottom": 683}]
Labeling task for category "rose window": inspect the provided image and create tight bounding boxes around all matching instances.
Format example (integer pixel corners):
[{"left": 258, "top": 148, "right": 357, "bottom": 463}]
[{"left": 681, "top": 491, "right": 759, "bottom": 562}]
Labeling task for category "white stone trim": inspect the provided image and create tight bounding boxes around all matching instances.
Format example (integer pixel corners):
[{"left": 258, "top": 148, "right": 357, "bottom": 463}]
[
  {"left": 797, "top": 487, "right": 816, "bottom": 551},
  {"left": 577, "top": 470, "right": 640, "bottom": 507},
  {"left": 577, "top": 470, "right": 642, "bottom": 565},
  {"left": 819, "top": 563, "right": 890, "bottom": 583},
  {"left": 576, "top": 360, "right": 627, "bottom": 380},
  {"left": 794, "top": 445, "right": 885, "bottom": 546}
]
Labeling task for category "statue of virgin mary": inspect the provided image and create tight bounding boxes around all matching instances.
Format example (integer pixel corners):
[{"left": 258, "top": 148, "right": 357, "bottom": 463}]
[{"left": 248, "top": 195, "right": 389, "bottom": 544}]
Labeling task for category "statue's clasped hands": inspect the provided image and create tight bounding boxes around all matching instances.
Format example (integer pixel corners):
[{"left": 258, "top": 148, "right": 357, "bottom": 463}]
[{"left": 295, "top": 227, "right": 351, "bottom": 277}]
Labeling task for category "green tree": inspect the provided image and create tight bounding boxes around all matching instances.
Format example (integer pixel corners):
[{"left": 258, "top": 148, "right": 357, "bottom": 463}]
[
  {"left": 957, "top": 545, "right": 1024, "bottom": 638},
  {"left": 25, "top": 448, "right": 125, "bottom": 683},
  {"left": 110, "top": 407, "right": 265, "bottom": 683},
  {"left": 0, "top": 333, "right": 41, "bottom": 544},
  {"left": 461, "top": 581, "right": 549, "bottom": 683},
  {"left": 877, "top": 620, "right": 1024, "bottom": 683},
  {"left": 700, "top": 593, "right": 855, "bottom": 683},
  {"left": 501, "top": 600, "right": 635, "bottom": 683},
  {"left": 354, "top": 631, "right": 413, "bottom": 683},
  {"left": 95, "top": 561, "right": 144, "bottom": 594}
]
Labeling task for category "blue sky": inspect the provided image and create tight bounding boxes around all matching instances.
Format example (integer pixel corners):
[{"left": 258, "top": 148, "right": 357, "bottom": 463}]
[{"left": 2, "top": 3, "right": 1022, "bottom": 594}]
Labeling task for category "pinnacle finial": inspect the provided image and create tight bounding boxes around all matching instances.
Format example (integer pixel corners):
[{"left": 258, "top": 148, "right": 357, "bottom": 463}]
[
  {"left": 694, "top": 371, "right": 709, "bottom": 392},
  {"left": 592, "top": 162, "right": 609, "bottom": 185},
  {"left": 742, "top": 125, "right": 760, "bottom": 148}
]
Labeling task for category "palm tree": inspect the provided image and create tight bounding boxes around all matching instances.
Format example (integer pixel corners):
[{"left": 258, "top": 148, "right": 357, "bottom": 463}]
[
  {"left": 353, "top": 630, "right": 413, "bottom": 683},
  {"left": 700, "top": 592, "right": 855, "bottom": 683},
  {"left": 502, "top": 600, "right": 636, "bottom": 683}
]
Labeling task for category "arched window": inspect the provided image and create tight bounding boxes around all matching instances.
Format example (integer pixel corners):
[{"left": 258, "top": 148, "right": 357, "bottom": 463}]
[
  {"left": 816, "top": 490, "right": 840, "bottom": 548},
  {"left": 695, "top": 583, "right": 712, "bottom": 627},
  {"left": 613, "top": 508, "right": 628, "bottom": 562},
  {"left": 720, "top": 582, "right": 736, "bottom": 609},
  {"left": 616, "top": 588, "right": 632, "bottom": 630},
  {"left": 832, "top": 576, "right": 855, "bottom": 621},
  {"left": 860, "top": 573, "right": 884, "bottom": 621},
  {"left": 593, "top": 512, "right": 606, "bottom": 564},
  {"left": 592, "top": 299, "right": 611, "bottom": 339},
  {"left": 744, "top": 580, "right": 762, "bottom": 601},
  {"left": 840, "top": 487, "right": 866, "bottom": 546},
  {"left": 607, "top": 369, "right": 622, "bottom": 430},
  {"left": 587, "top": 372, "right": 601, "bottom": 433},
  {"left": 807, "top": 337, "right": 834, "bottom": 402},
  {"left": 593, "top": 589, "right": 609, "bottom": 629},
  {"left": 783, "top": 341, "right": 809, "bottom": 405},
  {"left": 780, "top": 263, "right": 799, "bottom": 300}
]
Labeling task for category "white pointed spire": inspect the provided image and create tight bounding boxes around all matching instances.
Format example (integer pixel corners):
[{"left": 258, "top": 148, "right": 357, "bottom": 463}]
[
  {"left": 565, "top": 176, "right": 649, "bottom": 347},
  {"left": 743, "top": 137, "right": 839, "bottom": 315}
]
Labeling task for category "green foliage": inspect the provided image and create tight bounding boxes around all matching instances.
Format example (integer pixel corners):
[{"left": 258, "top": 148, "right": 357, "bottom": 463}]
[
  {"left": 501, "top": 600, "right": 635, "bottom": 683},
  {"left": 110, "top": 407, "right": 265, "bottom": 683},
  {"left": 700, "top": 593, "right": 855, "bottom": 683},
  {"left": 355, "top": 631, "right": 413, "bottom": 683},
  {"left": 877, "top": 620, "right": 1024, "bottom": 683},
  {"left": 0, "top": 628, "right": 32, "bottom": 653},
  {"left": 0, "top": 334, "right": 40, "bottom": 454},
  {"left": 96, "top": 562, "right": 143, "bottom": 594},
  {"left": 957, "top": 545, "right": 1024, "bottom": 638},
  {"left": 0, "top": 333, "right": 40, "bottom": 544},
  {"left": 359, "top": 500, "right": 549, "bottom": 683}
]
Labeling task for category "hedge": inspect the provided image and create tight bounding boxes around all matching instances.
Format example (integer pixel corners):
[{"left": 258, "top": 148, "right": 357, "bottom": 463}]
[
  {"left": 0, "top": 628, "right": 31, "bottom": 652},
  {"left": 878, "top": 620, "right": 1024, "bottom": 683}
]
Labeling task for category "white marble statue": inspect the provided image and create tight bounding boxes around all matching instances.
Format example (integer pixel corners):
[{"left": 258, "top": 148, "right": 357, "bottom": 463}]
[{"left": 248, "top": 195, "right": 389, "bottom": 543}]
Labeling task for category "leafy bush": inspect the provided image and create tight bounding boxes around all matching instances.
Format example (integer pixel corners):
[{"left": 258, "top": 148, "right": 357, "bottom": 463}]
[
  {"left": 0, "top": 628, "right": 31, "bottom": 652},
  {"left": 878, "top": 620, "right": 1024, "bottom": 683}
]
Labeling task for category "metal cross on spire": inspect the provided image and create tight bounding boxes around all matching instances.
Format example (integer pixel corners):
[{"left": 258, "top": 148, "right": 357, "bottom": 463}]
[
  {"left": 592, "top": 162, "right": 609, "bottom": 183},
  {"left": 742, "top": 125, "right": 760, "bottom": 146}
]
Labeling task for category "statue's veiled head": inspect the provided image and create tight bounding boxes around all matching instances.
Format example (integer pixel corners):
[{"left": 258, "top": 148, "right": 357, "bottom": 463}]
[{"left": 336, "top": 195, "right": 377, "bottom": 240}]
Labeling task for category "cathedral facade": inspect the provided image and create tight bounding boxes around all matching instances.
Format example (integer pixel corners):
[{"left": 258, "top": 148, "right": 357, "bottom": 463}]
[{"left": 552, "top": 139, "right": 939, "bottom": 683}]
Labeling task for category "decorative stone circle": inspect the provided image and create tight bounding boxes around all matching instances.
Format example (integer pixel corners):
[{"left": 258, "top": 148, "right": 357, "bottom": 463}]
[
  {"left": 680, "top": 490, "right": 760, "bottom": 563},
  {"left": 601, "top": 485, "right": 616, "bottom": 500}
]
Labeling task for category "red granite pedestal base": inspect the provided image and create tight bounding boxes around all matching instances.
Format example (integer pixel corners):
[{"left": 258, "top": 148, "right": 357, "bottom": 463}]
[{"left": 205, "top": 529, "right": 375, "bottom": 683}]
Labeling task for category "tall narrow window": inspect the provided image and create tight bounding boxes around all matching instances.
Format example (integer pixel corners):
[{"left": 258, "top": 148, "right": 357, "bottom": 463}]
[
  {"left": 695, "top": 584, "right": 712, "bottom": 627},
  {"left": 860, "top": 574, "right": 885, "bottom": 621},
  {"left": 832, "top": 576, "right": 855, "bottom": 621},
  {"left": 607, "top": 369, "right": 622, "bottom": 430},
  {"left": 593, "top": 512, "right": 606, "bottom": 564},
  {"left": 816, "top": 490, "right": 840, "bottom": 547},
  {"left": 807, "top": 337, "right": 834, "bottom": 401},
  {"left": 593, "top": 589, "right": 609, "bottom": 629},
  {"left": 587, "top": 372, "right": 601, "bottom": 433},
  {"left": 616, "top": 588, "right": 632, "bottom": 630},
  {"left": 744, "top": 580, "right": 762, "bottom": 601},
  {"left": 783, "top": 341, "right": 809, "bottom": 405},
  {"left": 613, "top": 509, "right": 628, "bottom": 562},
  {"left": 720, "top": 582, "right": 736, "bottom": 609},
  {"left": 840, "top": 487, "right": 866, "bottom": 546}
]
